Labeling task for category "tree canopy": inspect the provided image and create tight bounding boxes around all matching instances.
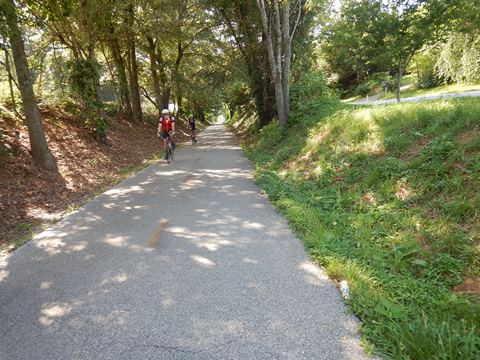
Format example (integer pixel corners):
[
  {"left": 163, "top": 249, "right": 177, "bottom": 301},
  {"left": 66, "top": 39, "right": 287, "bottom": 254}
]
[{"left": 0, "top": 0, "right": 478, "bottom": 169}]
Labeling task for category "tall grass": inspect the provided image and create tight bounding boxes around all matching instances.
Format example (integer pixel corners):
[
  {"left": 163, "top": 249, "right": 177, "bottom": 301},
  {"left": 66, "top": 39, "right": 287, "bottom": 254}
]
[{"left": 242, "top": 98, "right": 480, "bottom": 359}]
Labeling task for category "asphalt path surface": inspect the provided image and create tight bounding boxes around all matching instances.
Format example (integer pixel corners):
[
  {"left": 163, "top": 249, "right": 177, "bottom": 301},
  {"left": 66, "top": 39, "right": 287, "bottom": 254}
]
[
  {"left": 349, "top": 89, "right": 480, "bottom": 105},
  {"left": 0, "top": 124, "right": 371, "bottom": 359}
]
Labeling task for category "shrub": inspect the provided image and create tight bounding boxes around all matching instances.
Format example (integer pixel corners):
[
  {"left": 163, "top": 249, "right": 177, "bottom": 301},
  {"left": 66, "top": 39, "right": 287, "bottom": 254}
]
[
  {"left": 412, "top": 48, "right": 442, "bottom": 89},
  {"left": 67, "top": 58, "right": 101, "bottom": 108},
  {"left": 291, "top": 70, "right": 330, "bottom": 110}
]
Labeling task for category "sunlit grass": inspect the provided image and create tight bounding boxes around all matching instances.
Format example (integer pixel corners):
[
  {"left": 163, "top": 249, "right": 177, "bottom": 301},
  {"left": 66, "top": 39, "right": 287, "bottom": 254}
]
[
  {"left": 241, "top": 97, "right": 480, "bottom": 358},
  {"left": 378, "top": 83, "right": 480, "bottom": 100}
]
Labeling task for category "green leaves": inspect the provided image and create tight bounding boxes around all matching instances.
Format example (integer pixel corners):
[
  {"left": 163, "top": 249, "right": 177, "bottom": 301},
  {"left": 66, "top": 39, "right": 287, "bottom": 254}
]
[
  {"left": 377, "top": 298, "right": 406, "bottom": 320},
  {"left": 67, "top": 58, "right": 101, "bottom": 106}
]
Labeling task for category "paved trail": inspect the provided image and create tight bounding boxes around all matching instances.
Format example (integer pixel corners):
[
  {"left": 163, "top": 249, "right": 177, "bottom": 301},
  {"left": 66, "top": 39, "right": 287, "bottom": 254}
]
[
  {"left": 0, "top": 125, "right": 370, "bottom": 359},
  {"left": 350, "top": 89, "right": 480, "bottom": 105}
]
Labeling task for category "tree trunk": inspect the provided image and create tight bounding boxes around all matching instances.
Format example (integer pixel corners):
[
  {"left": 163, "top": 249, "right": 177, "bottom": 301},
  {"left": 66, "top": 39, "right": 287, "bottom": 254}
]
[
  {"left": 257, "top": 0, "right": 288, "bottom": 127},
  {"left": 397, "top": 61, "right": 402, "bottom": 103},
  {"left": 108, "top": 34, "right": 132, "bottom": 118},
  {"left": 3, "top": 43, "right": 19, "bottom": 118},
  {"left": 172, "top": 41, "right": 184, "bottom": 115},
  {"left": 192, "top": 99, "right": 204, "bottom": 122},
  {"left": 176, "top": 80, "right": 183, "bottom": 116},
  {"left": 52, "top": 44, "right": 67, "bottom": 96},
  {"left": 37, "top": 52, "right": 47, "bottom": 99},
  {"left": 127, "top": 42, "right": 142, "bottom": 123},
  {"left": 80, "top": 0, "right": 102, "bottom": 108},
  {"left": 153, "top": 48, "right": 169, "bottom": 109},
  {"left": 101, "top": 44, "right": 120, "bottom": 106},
  {"left": 282, "top": 1, "right": 291, "bottom": 116},
  {"left": 90, "top": 53, "right": 103, "bottom": 106},
  {"left": 146, "top": 36, "right": 162, "bottom": 116},
  {"left": 161, "top": 87, "right": 170, "bottom": 110},
  {"left": 1, "top": 0, "right": 57, "bottom": 172},
  {"left": 254, "top": 51, "right": 275, "bottom": 128},
  {"left": 126, "top": 5, "right": 142, "bottom": 123},
  {"left": 128, "top": 43, "right": 142, "bottom": 122},
  {"left": 221, "top": 1, "right": 275, "bottom": 128}
]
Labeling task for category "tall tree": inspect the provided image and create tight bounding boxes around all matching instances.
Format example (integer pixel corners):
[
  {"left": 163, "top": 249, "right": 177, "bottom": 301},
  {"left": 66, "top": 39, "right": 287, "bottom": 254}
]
[
  {"left": 30, "top": 0, "right": 104, "bottom": 107},
  {"left": 383, "top": 0, "right": 453, "bottom": 101},
  {"left": 140, "top": 0, "right": 215, "bottom": 114},
  {"left": 126, "top": 2, "right": 142, "bottom": 123},
  {"left": 256, "top": 0, "right": 303, "bottom": 127},
  {"left": 108, "top": 24, "right": 133, "bottom": 118},
  {"left": 145, "top": 36, "right": 162, "bottom": 114},
  {"left": 320, "top": 0, "right": 390, "bottom": 88},
  {"left": 0, "top": 0, "right": 57, "bottom": 171},
  {"left": 212, "top": 0, "right": 276, "bottom": 128},
  {"left": 93, "top": 0, "right": 133, "bottom": 118}
]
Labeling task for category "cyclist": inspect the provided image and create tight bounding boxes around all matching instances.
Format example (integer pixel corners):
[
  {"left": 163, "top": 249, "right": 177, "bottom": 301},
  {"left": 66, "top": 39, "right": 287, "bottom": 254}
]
[
  {"left": 157, "top": 109, "right": 175, "bottom": 160},
  {"left": 188, "top": 116, "right": 197, "bottom": 144}
]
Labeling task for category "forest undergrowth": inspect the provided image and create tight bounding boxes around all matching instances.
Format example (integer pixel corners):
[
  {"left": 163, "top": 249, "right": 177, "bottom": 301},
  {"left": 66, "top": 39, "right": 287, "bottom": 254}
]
[{"left": 231, "top": 98, "right": 480, "bottom": 359}]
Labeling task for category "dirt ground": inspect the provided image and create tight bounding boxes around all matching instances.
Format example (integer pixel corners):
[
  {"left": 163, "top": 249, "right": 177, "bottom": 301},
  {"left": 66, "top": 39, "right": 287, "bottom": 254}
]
[{"left": 0, "top": 105, "right": 192, "bottom": 249}]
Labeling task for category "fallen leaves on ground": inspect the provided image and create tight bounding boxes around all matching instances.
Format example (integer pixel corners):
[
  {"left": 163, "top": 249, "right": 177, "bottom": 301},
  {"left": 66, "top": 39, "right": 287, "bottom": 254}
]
[{"left": 0, "top": 105, "right": 191, "bottom": 249}]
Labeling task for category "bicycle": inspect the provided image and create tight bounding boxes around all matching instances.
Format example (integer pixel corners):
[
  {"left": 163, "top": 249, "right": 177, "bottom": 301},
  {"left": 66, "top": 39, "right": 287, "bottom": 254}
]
[
  {"left": 190, "top": 132, "right": 197, "bottom": 145},
  {"left": 166, "top": 135, "right": 175, "bottom": 163}
]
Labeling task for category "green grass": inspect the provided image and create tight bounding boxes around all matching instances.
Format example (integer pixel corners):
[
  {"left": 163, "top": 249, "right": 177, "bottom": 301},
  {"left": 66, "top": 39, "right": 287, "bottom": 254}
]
[
  {"left": 239, "top": 98, "right": 480, "bottom": 359},
  {"left": 343, "top": 76, "right": 480, "bottom": 103},
  {"left": 378, "top": 83, "right": 480, "bottom": 101}
]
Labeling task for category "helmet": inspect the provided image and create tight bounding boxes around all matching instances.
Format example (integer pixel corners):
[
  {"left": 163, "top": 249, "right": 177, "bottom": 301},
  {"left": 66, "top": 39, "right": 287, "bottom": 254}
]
[{"left": 161, "top": 109, "right": 170, "bottom": 115}]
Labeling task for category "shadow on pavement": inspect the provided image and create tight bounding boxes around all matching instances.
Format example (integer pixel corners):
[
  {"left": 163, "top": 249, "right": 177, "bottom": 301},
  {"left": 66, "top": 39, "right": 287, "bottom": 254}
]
[{"left": 0, "top": 125, "right": 369, "bottom": 359}]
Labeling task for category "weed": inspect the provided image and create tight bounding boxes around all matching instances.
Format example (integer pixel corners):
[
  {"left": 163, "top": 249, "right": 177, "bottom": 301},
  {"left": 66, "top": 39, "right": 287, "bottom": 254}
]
[
  {"left": 240, "top": 97, "right": 480, "bottom": 358},
  {"left": 66, "top": 203, "right": 79, "bottom": 213},
  {"left": 118, "top": 165, "right": 137, "bottom": 176},
  {"left": 16, "top": 223, "right": 32, "bottom": 231},
  {"left": 88, "top": 157, "right": 101, "bottom": 167}
]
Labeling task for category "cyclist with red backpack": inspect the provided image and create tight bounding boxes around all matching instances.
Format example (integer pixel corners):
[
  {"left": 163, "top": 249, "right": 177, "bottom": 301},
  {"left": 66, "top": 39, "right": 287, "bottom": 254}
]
[{"left": 157, "top": 109, "right": 176, "bottom": 160}]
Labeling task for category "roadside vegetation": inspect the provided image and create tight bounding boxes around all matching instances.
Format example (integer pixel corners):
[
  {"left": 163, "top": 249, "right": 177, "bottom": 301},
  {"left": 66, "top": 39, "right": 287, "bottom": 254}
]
[
  {"left": 377, "top": 84, "right": 480, "bottom": 101},
  {"left": 231, "top": 97, "right": 480, "bottom": 358},
  {"left": 321, "top": 1, "right": 480, "bottom": 102},
  {"left": 223, "top": 1, "right": 480, "bottom": 358},
  {"left": 344, "top": 75, "right": 480, "bottom": 103}
]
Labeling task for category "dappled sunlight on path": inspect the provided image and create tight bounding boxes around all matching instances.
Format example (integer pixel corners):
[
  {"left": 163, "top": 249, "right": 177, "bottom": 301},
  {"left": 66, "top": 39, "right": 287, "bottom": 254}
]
[{"left": 0, "top": 125, "right": 371, "bottom": 359}]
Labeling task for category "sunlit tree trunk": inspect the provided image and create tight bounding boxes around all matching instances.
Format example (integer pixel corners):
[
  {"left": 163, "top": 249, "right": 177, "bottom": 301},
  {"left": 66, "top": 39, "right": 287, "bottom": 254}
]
[
  {"left": 257, "top": 0, "right": 287, "bottom": 127},
  {"left": 2, "top": 42, "right": 19, "bottom": 118},
  {"left": 256, "top": 0, "right": 303, "bottom": 127},
  {"left": 1, "top": 0, "right": 57, "bottom": 171}
]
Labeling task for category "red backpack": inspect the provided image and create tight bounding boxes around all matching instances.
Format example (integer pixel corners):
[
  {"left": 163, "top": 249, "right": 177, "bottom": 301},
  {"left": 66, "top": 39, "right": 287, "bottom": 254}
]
[{"left": 161, "top": 116, "right": 173, "bottom": 132}]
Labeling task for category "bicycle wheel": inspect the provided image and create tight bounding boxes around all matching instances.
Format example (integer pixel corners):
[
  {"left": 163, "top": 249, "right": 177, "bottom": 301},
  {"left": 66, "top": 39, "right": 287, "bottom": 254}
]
[{"left": 168, "top": 140, "right": 174, "bottom": 162}]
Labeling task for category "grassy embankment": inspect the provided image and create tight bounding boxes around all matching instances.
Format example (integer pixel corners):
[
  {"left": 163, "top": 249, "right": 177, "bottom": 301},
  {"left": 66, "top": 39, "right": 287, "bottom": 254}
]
[
  {"left": 343, "top": 74, "right": 480, "bottom": 103},
  {"left": 377, "top": 83, "right": 480, "bottom": 101},
  {"left": 231, "top": 98, "right": 480, "bottom": 359}
]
